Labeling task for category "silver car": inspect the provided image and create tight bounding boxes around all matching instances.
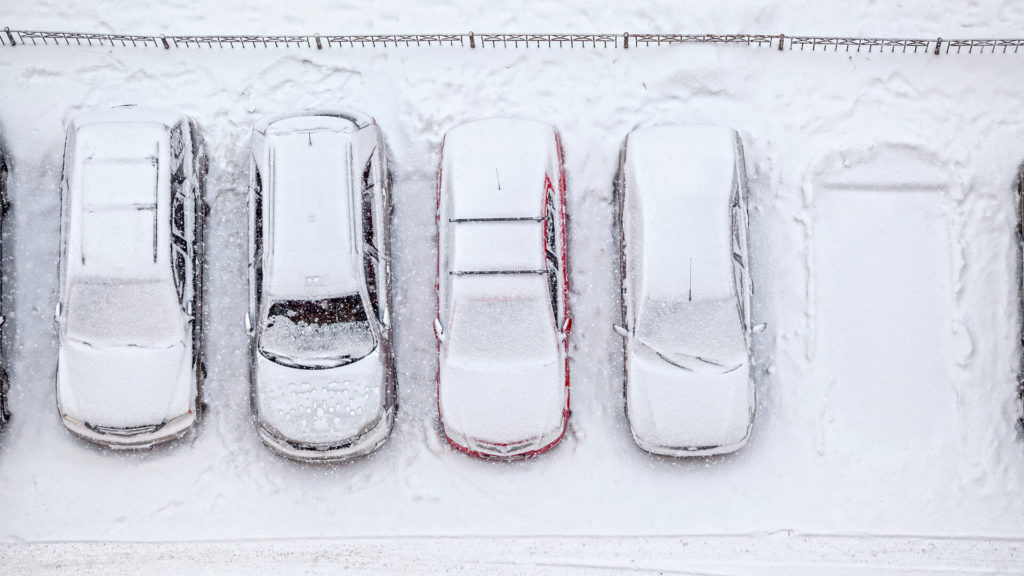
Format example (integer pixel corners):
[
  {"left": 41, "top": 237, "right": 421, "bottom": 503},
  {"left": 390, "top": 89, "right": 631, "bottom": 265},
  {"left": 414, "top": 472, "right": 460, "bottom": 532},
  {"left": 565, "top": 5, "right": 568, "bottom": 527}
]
[
  {"left": 55, "top": 106, "right": 207, "bottom": 448},
  {"left": 247, "top": 111, "right": 395, "bottom": 462},
  {"left": 614, "top": 125, "right": 755, "bottom": 456}
]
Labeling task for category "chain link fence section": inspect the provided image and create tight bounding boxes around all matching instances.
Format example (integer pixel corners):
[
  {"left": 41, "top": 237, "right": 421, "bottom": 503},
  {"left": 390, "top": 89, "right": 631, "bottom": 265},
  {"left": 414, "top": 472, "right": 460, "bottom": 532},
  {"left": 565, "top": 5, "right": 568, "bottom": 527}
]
[
  {"left": 5, "top": 29, "right": 160, "bottom": 47},
  {"left": 6, "top": 27, "right": 1024, "bottom": 55},
  {"left": 627, "top": 34, "right": 775, "bottom": 48},
  {"left": 945, "top": 38, "right": 1024, "bottom": 53},
  {"left": 474, "top": 33, "right": 618, "bottom": 48},
  {"left": 323, "top": 34, "right": 464, "bottom": 47},
  {"left": 171, "top": 35, "right": 312, "bottom": 48}
]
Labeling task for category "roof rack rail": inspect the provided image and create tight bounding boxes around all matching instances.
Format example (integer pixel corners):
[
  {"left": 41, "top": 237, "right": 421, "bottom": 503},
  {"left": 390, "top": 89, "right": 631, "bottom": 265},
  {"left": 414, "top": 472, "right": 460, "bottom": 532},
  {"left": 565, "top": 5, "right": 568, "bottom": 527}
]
[
  {"left": 450, "top": 269, "right": 547, "bottom": 276},
  {"left": 449, "top": 216, "right": 546, "bottom": 223}
]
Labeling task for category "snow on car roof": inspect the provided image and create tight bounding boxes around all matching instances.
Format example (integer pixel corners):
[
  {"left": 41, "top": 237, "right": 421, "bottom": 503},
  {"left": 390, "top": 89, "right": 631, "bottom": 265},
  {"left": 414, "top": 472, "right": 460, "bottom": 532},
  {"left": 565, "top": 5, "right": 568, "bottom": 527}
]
[
  {"left": 442, "top": 118, "right": 557, "bottom": 274},
  {"left": 68, "top": 119, "right": 170, "bottom": 280},
  {"left": 447, "top": 272, "right": 558, "bottom": 364},
  {"left": 264, "top": 116, "right": 360, "bottom": 300},
  {"left": 625, "top": 125, "right": 739, "bottom": 302},
  {"left": 451, "top": 220, "right": 545, "bottom": 273}
]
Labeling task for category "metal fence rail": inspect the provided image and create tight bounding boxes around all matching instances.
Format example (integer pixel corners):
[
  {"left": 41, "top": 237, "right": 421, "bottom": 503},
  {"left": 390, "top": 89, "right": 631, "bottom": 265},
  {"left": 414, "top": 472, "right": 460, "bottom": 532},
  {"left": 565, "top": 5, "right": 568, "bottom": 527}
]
[
  {"left": 629, "top": 33, "right": 776, "bottom": 48},
  {"left": 786, "top": 36, "right": 932, "bottom": 53},
  {"left": 5, "top": 27, "right": 1024, "bottom": 55}
]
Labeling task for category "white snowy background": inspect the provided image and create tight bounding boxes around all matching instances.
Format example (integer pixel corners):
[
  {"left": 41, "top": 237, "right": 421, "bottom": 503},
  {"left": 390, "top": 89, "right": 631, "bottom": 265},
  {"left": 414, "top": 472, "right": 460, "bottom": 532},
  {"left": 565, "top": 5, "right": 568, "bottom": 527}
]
[{"left": 1, "top": 1, "right": 1023, "bottom": 573}]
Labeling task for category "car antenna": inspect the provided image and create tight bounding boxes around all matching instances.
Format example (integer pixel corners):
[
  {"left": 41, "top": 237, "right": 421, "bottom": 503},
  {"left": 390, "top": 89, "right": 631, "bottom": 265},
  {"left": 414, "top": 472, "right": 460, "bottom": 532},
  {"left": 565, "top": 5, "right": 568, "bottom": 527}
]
[
  {"left": 495, "top": 168, "right": 502, "bottom": 191},
  {"left": 308, "top": 131, "right": 312, "bottom": 146},
  {"left": 688, "top": 258, "right": 693, "bottom": 302}
]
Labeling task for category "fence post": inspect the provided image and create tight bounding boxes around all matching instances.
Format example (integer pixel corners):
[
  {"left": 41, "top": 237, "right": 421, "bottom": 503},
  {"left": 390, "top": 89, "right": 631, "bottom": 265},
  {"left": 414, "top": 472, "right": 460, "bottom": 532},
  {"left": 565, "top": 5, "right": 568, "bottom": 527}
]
[
  {"left": 934, "top": 37, "right": 942, "bottom": 55},
  {"left": 777, "top": 33, "right": 785, "bottom": 51},
  {"left": 315, "top": 33, "right": 322, "bottom": 49},
  {"left": 4, "top": 28, "right": 15, "bottom": 47},
  {"left": 161, "top": 34, "right": 170, "bottom": 50},
  {"left": 469, "top": 31, "right": 475, "bottom": 48},
  {"left": 623, "top": 31, "right": 629, "bottom": 49}
]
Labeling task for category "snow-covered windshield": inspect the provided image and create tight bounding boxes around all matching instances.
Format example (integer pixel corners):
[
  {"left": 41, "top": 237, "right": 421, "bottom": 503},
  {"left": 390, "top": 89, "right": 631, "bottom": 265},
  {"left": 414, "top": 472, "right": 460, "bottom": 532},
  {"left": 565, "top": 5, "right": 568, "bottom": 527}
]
[
  {"left": 636, "top": 297, "right": 746, "bottom": 372},
  {"left": 447, "top": 283, "right": 558, "bottom": 368},
  {"left": 65, "top": 280, "right": 185, "bottom": 347},
  {"left": 259, "top": 293, "right": 376, "bottom": 369}
]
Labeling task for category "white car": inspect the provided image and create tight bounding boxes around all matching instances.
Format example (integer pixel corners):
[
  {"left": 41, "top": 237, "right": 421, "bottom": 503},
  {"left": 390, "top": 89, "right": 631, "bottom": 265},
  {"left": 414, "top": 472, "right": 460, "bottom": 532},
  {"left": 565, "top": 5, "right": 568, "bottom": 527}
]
[
  {"left": 614, "top": 125, "right": 755, "bottom": 456},
  {"left": 247, "top": 111, "right": 395, "bottom": 462},
  {"left": 435, "top": 117, "right": 572, "bottom": 460},
  {"left": 55, "top": 106, "right": 208, "bottom": 448}
]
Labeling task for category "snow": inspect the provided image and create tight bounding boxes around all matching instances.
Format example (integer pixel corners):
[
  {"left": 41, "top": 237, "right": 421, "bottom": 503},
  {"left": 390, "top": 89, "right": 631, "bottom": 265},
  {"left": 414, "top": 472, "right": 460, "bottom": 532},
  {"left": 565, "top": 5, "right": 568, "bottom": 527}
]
[
  {"left": 261, "top": 115, "right": 360, "bottom": 300},
  {"left": 451, "top": 220, "right": 545, "bottom": 272},
  {"left": 624, "top": 125, "right": 739, "bottom": 301},
  {"left": 2, "top": 0, "right": 1024, "bottom": 572},
  {"left": 254, "top": 348, "right": 386, "bottom": 446},
  {"left": 443, "top": 118, "right": 557, "bottom": 220},
  {"left": 65, "top": 280, "right": 183, "bottom": 345},
  {"left": 441, "top": 274, "right": 564, "bottom": 445},
  {"left": 57, "top": 338, "right": 190, "bottom": 428},
  {"left": 70, "top": 117, "right": 169, "bottom": 278}
]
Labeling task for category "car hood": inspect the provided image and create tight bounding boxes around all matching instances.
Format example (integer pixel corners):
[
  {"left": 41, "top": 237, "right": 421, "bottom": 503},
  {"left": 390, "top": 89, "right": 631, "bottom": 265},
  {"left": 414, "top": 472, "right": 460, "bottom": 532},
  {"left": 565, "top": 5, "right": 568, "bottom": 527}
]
[
  {"left": 439, "top": 354, "right": 566, "bottom": 447},
  {"left": 254, "top": 347, "right": 386, "bottom": 447},
  {"left": 626, "top": 348, "right": 753, "bottom": 452},
  {"left": 57, "top": 338, "right": 193, "bottom": 429}
]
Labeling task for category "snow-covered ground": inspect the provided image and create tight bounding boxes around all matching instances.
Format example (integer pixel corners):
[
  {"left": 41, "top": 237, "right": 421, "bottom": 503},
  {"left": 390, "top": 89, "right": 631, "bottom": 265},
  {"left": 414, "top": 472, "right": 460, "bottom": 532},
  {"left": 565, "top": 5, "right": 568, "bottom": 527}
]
[{"left": 2, "top": 1, "right": 1024, "bottom": 573}]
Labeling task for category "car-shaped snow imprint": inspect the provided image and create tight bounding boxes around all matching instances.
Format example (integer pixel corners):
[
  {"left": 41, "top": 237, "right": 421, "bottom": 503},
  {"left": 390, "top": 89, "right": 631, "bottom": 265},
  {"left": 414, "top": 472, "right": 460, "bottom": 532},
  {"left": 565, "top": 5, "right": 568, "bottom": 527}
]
[
  {"left": 435, "top": 117, "right": 572, "bottom": 460},
  {"left": 247, "top": 111, "right": 396, "bottom": 462},
  {"left": 55, "top": 106, "right": 208, "bottom": 448},
  {"left": 614, "top": 125, "right": 755, "bottom": 457}
]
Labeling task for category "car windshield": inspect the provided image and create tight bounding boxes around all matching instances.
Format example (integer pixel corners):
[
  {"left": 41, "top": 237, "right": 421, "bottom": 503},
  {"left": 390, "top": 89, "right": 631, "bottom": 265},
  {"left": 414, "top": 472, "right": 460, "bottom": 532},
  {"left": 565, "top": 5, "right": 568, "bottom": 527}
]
[
  {"left": 635, "top": 296, "right": 746, "bottom": 372},
  {"left": 259, "top": 293, "right": 376, "bottom": 369},
  {"left": 447, "top": 285, "right": 558, "bottom": 369},
  {"left": 65, "top": 280, "right": 185, "bottom": 347}
]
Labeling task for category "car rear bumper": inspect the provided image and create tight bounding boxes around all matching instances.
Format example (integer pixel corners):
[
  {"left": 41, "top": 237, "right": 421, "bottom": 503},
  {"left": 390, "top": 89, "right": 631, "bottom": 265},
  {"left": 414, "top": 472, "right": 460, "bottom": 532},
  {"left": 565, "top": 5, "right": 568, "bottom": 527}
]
[{"left": 257, "top": 406, "right": 395, "bottom": 463}]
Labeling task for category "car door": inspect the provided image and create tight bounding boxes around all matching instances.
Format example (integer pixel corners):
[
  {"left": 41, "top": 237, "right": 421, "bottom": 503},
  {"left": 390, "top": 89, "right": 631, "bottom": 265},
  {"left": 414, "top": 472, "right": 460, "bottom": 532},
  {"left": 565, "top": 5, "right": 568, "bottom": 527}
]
[
  {"left": 360, "top": 153, "right": 384, "bottom": 336},
  {"left": 246, "top": 156, "right": 263, "bottom": 338}
]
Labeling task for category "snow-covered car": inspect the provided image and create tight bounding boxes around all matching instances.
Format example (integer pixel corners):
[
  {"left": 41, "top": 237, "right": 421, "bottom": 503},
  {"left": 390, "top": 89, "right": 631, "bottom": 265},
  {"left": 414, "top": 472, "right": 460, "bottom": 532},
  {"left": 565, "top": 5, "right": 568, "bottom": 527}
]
[
  {"left": 614, "top": 125, "right": 755, "bottom": 457},
  {"left": 247, "top": 111, "right": 396, "bottom": 462},
  {"left": 55, "top": 106, "right": 208, "bottom": 448},
  {"left": 434, "top": 117, "right": 571, "bottom": 460},
  {"left": 0, "top": 133, "right": 9, "bottom": 429}
]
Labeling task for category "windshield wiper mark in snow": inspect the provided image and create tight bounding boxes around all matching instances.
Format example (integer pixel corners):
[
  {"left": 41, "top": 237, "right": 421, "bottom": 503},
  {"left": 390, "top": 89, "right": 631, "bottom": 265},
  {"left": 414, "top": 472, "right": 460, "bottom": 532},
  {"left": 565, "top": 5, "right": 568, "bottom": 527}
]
[{"left": 636, "top": 337, "right": 742, "bottom": 375}]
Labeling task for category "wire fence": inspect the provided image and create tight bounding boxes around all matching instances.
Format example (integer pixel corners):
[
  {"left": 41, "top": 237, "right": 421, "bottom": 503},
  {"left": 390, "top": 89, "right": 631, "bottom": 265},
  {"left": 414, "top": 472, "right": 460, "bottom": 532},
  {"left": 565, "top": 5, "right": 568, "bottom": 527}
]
[{"left": 5, "top": 27, "right": 1024, "bottom": 54}]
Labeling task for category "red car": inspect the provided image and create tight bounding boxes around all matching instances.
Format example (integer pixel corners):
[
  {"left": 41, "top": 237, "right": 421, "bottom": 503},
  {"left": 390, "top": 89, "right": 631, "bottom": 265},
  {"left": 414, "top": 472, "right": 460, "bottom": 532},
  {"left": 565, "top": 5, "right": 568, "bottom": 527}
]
[{"left": 434, "top": 118, "right": 572, "bottom": 460}]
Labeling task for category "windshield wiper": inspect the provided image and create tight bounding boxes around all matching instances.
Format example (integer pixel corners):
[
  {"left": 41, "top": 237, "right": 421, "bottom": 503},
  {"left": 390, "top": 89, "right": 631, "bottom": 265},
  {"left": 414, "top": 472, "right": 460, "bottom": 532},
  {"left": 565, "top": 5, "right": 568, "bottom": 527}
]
[{"left": 635, "top": 338, "right": 743, "bottom": 374}]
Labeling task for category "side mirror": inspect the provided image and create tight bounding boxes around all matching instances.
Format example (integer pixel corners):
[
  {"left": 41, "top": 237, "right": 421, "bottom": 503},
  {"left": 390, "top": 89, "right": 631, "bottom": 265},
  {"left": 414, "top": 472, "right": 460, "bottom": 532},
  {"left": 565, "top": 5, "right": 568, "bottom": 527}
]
[
  {"left": 752, "top": 322, "right": 767, "bottom": 334},
  {"left": 54, "top": 301, "right": 63, "bottom": 324},
  {"left": 244, "top": 312, "right": 254, "bottom": 336},
  {"left": 561, "top": 316, "right": 573, "bottom": 335},
  {"left": 433, "top": 317, "right": 445, "bottom": 342},
  {"left": 613, "top": 324, "right": 630, "bottom": 339}
]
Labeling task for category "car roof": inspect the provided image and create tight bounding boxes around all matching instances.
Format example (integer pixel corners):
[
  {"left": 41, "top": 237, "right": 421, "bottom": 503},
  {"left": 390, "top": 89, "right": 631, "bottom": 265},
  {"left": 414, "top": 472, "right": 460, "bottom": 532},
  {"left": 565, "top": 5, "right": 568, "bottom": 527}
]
[
  {"left": 67, "top": 118, "right": 172, "bottom": 281},
  {"left": 263, "top": 115, "right": 361, "bottom": 300},
  {"left": 442, "top": 118, "right": 557, "bottom": 278},
  {"left": 443, "top": 118, "right": 557, "bottom": 220},
  {"left": 624, "top": 125, "right": 740, "bottom": 303}
]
